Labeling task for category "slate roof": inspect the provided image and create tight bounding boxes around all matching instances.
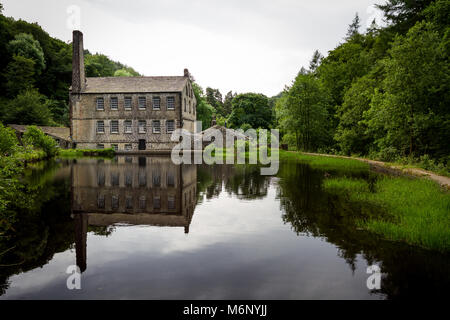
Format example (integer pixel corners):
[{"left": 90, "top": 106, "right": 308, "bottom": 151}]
[
  {"left": 8, "top": 124, "right": 71, "bottom": 141},
  {"left": 78, "top": 76, "right": 188, "bottom": 93}
]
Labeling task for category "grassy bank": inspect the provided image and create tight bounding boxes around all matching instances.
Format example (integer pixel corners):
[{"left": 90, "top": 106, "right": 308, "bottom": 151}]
[
  {"left": 279, "top": 150, "right": 369, "bottom": 173},
  {"left": 323, "top": 176, "right": 450, "bottom": 252},
  {"left": 58, "top": 148, "right": 115, "bottom": 158}
]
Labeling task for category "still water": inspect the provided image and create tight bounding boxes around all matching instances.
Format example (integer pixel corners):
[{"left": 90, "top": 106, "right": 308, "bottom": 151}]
[{"left": 0, "top": 156, "right": 448, "bottom": 299}]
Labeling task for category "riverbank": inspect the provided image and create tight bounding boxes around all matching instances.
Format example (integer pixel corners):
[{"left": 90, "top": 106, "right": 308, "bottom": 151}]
[
  {"left": 301, "top": 152, "right": 450, "bottom": 190},
  {"left": 281, "top": 150, "right": 450, "bottom": 252}
]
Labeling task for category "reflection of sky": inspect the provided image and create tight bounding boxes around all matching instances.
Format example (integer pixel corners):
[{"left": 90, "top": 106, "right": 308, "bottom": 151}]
[{"left": 1, "top": 185, "right": 382, "bottom": 299}]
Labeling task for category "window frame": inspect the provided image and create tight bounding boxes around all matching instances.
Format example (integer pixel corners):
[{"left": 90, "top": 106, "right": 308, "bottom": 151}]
[
  {"left": 166, "top": 96, "right": 175, "bottom": 110},
  {"left": 124, "top": 97, "right": 132, "bottom": 110},
  {"left": 166, "top": 120, "right": 175, "bottom": 133},
  {"left": 138, "top": 96, "right": 146, "bottom": 110},
  {"left": 110, "top": 120, "right": 119, "bottom": 134},
  {"left": 110, "top": 97, "right": 118, "bottom": 110},
  {"left": 152, "top": 120, "right": 161, "bottom": 134},
  {"left": 152, "top": 96, "right": 161, "bottom": 110},
  {"left": 124, "top": 120, "right": 132, "bottom": 134},
  {"left": 138, "top": 120, "right": 147, "bottom": 134},
  {"left": 96, "top": 120, "right": 105, "bottom": 134},
  {"left": 96, "top": 97, "right": 104, "bottom": 111}
]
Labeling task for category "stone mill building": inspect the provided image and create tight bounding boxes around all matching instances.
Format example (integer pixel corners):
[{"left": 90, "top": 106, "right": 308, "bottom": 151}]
[{"left": 69, "top": 30, "right": 197, "bottom": 152}]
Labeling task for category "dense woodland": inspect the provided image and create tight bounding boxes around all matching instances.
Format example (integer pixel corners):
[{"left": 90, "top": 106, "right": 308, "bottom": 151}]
[
  {"left": 0, "top": 1, "right": 449, "bottom": 169},
  {"left": 0, "top": 3, "right": 140, "bottom": 126}
]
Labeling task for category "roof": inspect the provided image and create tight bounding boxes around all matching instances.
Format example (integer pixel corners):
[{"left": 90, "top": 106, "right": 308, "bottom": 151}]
[
  {"left": 78, "top": 76, "right": 188, "bottom": 93},
  {"left": 8, "top": 124, "right": 71, "bottom": 141}
]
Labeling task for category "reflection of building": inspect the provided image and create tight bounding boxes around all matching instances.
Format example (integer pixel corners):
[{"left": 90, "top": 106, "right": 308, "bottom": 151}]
[{"left": 72, "top": 156, "right": 197, "bottom": 272}]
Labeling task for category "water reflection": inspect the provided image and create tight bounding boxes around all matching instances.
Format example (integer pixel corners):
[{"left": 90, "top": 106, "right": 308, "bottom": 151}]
[
  {"left": 0, "top": 157, "right": 448, "bottom": 299},
  {"left": 72, "top": 157, "right": 197, "bottom": 272}
]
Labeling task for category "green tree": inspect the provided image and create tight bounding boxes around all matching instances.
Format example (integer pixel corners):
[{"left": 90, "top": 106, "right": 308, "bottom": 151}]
[
  {"left": 193, "top": 83, "right": 215, "bottom": 130},
  {"left": 346, "top": 13, "right": 361, "bottom": 40},
  {"left": 3, "top": 89, "right": 54, "bottom": 126},
  {"left": 223, "top": 90, "right": 235, "bottom": 116},
  {"left": 335, "top": 74, "right": 378, "bottom": 155},
  {"left": 276, "top": 71, "right": 330, "bottom": 151},
  {"left": 206, "top": 87, "right": 224, "bottom": 117},
  {"left": 114, "top": 68, "right": 134, "bottom": 77},
  {"left": 4, "top": 54, "right": 36, "bottom": 97},
  {"left": 8, "top": 33, "right": 45, "bottom": 74},
  {"left": 228, "top": 93, "right": 273, "bottom": 129},
  {"left": 365, "top": 22, "right": 450, "bottom": 160}
]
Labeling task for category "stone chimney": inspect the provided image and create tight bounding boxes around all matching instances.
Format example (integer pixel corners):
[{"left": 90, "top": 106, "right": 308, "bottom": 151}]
[
  {"left": 184, "top": 68, "right": 189, "bottom": 78},
  {"left": 72, "top": 30, "right": 86, "bottom": 93}
]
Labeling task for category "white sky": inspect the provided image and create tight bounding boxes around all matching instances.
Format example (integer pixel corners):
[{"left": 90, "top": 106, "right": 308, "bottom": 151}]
[{"left": 2, "top": 0, "right": 385, "bottom": 97}]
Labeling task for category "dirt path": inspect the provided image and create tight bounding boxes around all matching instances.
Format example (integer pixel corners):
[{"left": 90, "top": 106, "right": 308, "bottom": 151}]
[{"left": 302, "top": 152, "right": 450, "bottom": 190}]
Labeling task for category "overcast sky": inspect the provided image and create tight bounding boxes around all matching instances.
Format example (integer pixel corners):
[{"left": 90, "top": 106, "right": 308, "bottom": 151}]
[{"left": 3, "top": 0, "right": 385, "bottom": 96}]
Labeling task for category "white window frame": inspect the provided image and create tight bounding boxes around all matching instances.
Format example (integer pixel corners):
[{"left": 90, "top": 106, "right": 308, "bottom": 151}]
[
  {"left": 152, "top": 96, "right": 161, "bottom": 110},
  {"left": 97, "top": 120, "right": 105, "bottom": 133},
  {"left": 138, "top": 120, "right": 147, "bottom": 133},
  {"left": 96, "top": 97, "right": 104, "bottom": 110},
  {"left": 138, "top": 96, "right": 146, "bottom": 110},
  {"left": 110, "top": 120, "right": 119, "bottom": 134},
  {"left": 110, "top": 97, "right": 118, "bottom": 110},
  {"left": 167, "top": 96, "right": 175, "bottom": 110},
  {"left": 124, "top": 97, "right": 132, "bottom": 110},
  {"left": 152, "top": 120, "right": 161, "bottom": 134},
  {"left": 124, "top": 120, "right": 132, "bottom": 134},
  {"left": 166, "top": 120, "right": 175, "bottom": 133}
]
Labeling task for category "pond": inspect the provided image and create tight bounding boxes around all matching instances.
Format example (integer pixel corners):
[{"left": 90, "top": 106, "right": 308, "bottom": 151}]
[{"left": 0, "top": 156, "right": 448, "bottom": 299}]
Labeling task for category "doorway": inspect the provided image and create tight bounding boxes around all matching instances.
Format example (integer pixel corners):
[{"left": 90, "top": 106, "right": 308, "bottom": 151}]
[{"left": 138, "top": 139, "right": 146, "bottom": 150}]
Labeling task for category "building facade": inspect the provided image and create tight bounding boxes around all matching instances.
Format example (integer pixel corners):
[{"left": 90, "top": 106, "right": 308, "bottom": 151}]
[{"left": 69, "top": 31, "right": 196, "bottom": 152}]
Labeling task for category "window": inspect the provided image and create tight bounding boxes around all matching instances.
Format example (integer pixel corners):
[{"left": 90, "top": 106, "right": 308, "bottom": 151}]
[
  {"left": 111, "top": 144, "right": 118, "bottom": 151},
  {"left": 138, "top": 96, "right": 146, "bottom": 109},
  {"left": 111, "top": 120, "right": 119, "bottom": 133},
  {"left": 97, "top": 144, "right": 104, "bottom": 149},
  {"left": 189, "top": 101, "right": 191, "bottom": 114},
  {"left": 138, "top": 171, "right": 146, "bottom": 187},
  {"left": 125, "top": 196, "right": 133, "bottom": 209},
  {"left": 153, "top": 171, "right": 161, "bottom": 187},
  {"left": 167, "top": 96, "right": 175, "bottom": 110},
  {"left": 168, "top": 196, "right": 175, "bottom": 210},
  {"left": 124, "top": 120, "right": 132, "bottom": 133},
  {"left": 97, "top": 121, "right": 105, "bottom": 133},
  {"left": 125, "top": 144, "right": 132, "bottom": 151},
  {"left": 153, "top": 196, "right": 161, "bottom": 209},
  {"left": 97, "top": 194, "right": 105, "bottom": 209},
  {"left": 167, "top": 172, "right": 175, "bottom": 187},
  {"left": 124, "top": 97, "right": 132, "bottom": 110},
  {"left": 184, "top": 98, "right": 186, "bottom": 112},
  {"left": 152, "top": 96, "right": 161, "bottom": 110},
  {"left": 112, "top": 195, "right": 119, "bottom": 209},
  {"left": 98, "top": 170, "right": 105, "bottom": 186},
  {"left": 138, "top": 120, "right": 146, "bottom": 133},
  {"left": 96, "top": 97, "right": 104, "bottom": 110},
  {"left": 152, "top": 120, "right": 161, "bottom": 134},
  {"left": 166, "top": 120, "right": 175, "bottom": 133},
  {"left": 110, "top": 97, "right": 118, "bottom": 110},
  {"left": 125, "top": 171, "right": 132, "bottom": 187},
  {"left": 111, "top": 172, "right": 119, "bottom": 186},
  {"left": 139, "top": 196, "right": 146, "bottom": 209}
]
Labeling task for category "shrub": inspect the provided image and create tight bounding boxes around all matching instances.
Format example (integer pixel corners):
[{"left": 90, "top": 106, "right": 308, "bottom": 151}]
[
  {"left": 0, "top": 123, "right": 19, "bottom": 155},
  {"left": 22, "top": 125, "right": 58, "bottom": 157}
]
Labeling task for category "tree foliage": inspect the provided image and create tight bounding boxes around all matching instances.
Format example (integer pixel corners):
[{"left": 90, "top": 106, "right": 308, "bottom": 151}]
[{"left": 228, "top": 93, "right": 273, "bottom": 129}]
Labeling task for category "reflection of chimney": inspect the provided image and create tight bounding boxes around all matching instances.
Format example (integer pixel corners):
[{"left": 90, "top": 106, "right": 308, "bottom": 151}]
[
  {"left": 72, "top": 30, "right": 86, "bottom": 93},
  {"left": 184, "top": 68, "right": 189, "bottom": 78},
  {"left": 74, "top": 213, "right": 88, "bottom": 273},
  {"left": 184, "top": 225, "right": 189, "bottom": 234}
]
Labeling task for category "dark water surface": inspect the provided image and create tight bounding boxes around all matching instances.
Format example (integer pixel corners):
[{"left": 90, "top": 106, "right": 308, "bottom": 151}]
[{"left": 0, "top": 156, "right": 448, "bottom": 299}]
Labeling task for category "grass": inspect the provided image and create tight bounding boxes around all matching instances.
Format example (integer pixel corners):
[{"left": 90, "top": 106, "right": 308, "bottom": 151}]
[
  {"left": 323, "top": 176, "right": 450, "bottom": 252},
  {"left": 58, "top": 148, "right": 115, "bottom": 158},
  {"left": 279, "top": 150, "right": 369, "bottom": 173}
]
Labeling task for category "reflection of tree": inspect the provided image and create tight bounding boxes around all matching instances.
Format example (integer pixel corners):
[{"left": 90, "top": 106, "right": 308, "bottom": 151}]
[
  {"left": 0, "top": 164, "right": 74, "bottom": 296},
  {"left": 196, "top": 164, "right": 270, "bottom": 201},
  {"left": 276, "top": 161, "right": 450, "bottom": 299}
]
